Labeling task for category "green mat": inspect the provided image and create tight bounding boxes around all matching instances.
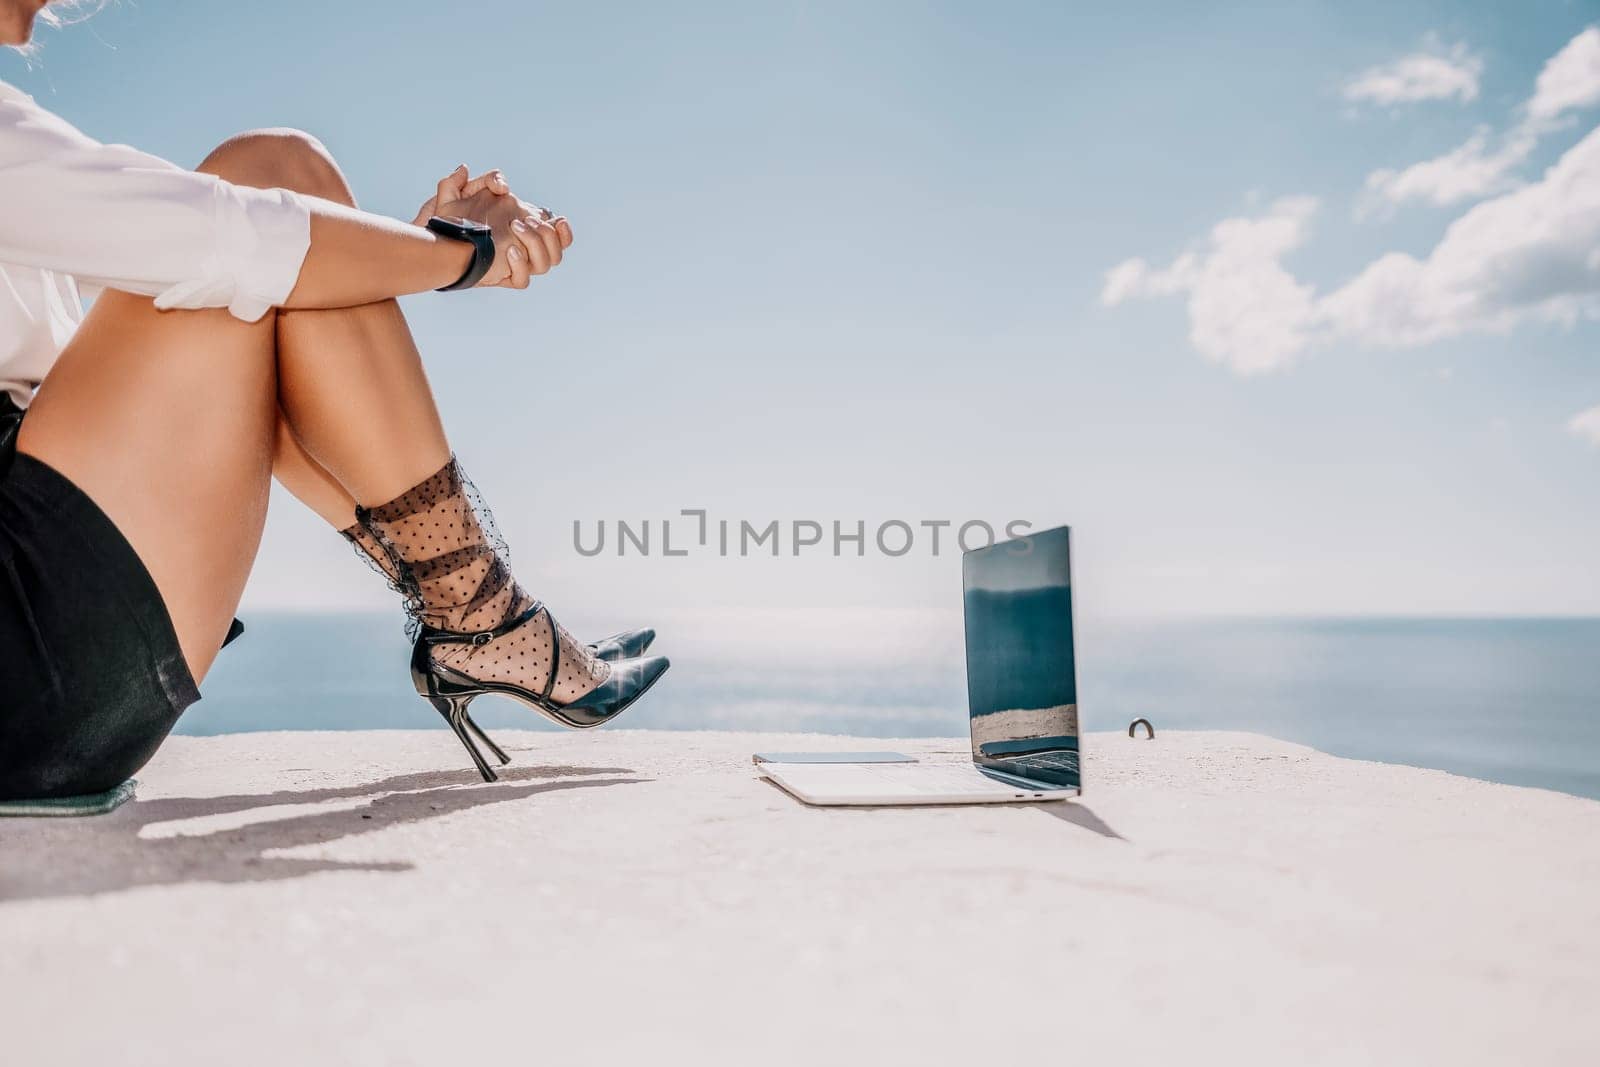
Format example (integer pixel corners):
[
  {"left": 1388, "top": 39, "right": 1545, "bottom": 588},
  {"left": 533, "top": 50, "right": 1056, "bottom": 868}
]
[{"left": 0, "top": 779, "right": 136, "bottom": 817}]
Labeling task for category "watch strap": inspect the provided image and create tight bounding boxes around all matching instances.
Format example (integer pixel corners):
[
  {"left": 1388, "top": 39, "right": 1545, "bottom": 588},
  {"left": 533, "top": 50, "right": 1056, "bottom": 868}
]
[{"left": 427, "top": 216, "right": 496, "bottom": 291}]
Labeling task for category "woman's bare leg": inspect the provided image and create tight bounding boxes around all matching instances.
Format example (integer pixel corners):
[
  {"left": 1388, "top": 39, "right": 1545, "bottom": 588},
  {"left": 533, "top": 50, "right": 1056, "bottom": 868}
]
[
  {"left": 16, "top": 290, "right": 279, "bottom": 684},
  {"left": 272, "top": 412, "right": 361, "bottom": 530},
  {"left": 275, "top": 290, "right": 449, "bottom": 506},
  {"left": 199, "top": 130, "right": 451, "bottom": 516}
]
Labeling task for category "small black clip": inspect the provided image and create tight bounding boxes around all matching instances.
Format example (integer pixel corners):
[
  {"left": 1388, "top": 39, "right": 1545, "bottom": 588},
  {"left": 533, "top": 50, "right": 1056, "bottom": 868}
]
[{"left": 1128, "top": 718, "right": 1155, "bottom": 739}]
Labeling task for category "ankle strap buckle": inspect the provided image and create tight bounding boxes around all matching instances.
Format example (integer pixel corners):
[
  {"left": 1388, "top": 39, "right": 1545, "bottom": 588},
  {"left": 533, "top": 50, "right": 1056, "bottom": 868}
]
[{"left": 418, "top": 602, "right": 545, "bottom": 649}]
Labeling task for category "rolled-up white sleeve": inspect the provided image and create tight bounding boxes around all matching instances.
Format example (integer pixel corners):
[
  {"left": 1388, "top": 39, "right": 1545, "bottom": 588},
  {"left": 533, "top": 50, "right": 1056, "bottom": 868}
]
[{"left": 0, "top": 84, "right": 310, "bottom": 321}]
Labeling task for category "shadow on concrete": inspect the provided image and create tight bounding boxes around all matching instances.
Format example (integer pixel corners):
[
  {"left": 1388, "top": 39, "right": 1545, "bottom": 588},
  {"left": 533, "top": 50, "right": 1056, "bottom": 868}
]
[
  {"left": 1034, "top": 801, "right": 1125, "bottom": 840},
  {"left": 0, "top": 764, "right": 644, "bottom": 903}
]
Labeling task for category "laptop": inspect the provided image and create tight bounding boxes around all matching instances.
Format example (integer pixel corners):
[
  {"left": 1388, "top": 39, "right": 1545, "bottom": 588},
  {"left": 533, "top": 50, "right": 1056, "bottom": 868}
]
[{"left": 758, "top": 525, "right": 1082, "bottom": 806}]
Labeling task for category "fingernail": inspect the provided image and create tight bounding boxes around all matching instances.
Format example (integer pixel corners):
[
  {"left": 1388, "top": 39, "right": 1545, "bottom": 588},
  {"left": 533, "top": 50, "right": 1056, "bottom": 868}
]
[
  {"left": 511, "top": 219, "right": 526, "bottom": 232},
  {"left": 509, "top": 246, "right": 522, "bottom": 260}
]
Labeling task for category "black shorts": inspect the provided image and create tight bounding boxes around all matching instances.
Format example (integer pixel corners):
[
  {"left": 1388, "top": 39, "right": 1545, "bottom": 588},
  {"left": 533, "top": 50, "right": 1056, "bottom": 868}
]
[{"left": 0, "top": 396, "right": 200, "bottom": 799}]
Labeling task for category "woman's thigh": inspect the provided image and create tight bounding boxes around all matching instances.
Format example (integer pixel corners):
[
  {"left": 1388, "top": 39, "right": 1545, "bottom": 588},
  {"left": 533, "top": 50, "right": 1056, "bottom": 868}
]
[{"left": 15, "top": 290, "right": 279, "bottom": 684}]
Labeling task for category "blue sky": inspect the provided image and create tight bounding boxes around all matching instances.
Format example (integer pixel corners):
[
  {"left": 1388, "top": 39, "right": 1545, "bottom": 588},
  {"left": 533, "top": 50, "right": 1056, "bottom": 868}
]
[{"left": 3, "top": 1, "right": 1597, "bottom": 649}]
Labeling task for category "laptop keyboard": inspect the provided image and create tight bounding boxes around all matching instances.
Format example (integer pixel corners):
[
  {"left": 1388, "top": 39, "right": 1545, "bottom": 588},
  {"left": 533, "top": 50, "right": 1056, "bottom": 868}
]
[{"left": 1000, "top": 751, "right": 1081, "bottom": 777}]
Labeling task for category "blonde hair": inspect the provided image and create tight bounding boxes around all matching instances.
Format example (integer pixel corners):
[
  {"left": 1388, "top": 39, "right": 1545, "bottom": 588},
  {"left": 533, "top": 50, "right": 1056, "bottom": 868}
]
[
  {"left": 39, "top": 1, "right": 110, "bottom": 29},
  {"left": 17, "top": 0, "right": 109, "bottom": 55}
]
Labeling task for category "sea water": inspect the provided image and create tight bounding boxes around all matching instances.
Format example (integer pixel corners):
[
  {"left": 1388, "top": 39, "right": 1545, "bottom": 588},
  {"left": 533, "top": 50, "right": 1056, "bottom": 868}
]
[{"left": 189, "top": 614, "right": 1600, "bottom": 800}]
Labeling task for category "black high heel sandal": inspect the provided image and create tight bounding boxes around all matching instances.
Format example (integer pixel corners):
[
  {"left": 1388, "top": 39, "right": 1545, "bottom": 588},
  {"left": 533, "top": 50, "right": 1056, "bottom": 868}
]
[{"left": 411, "top": 601, "right": 671, "bottom": 782}]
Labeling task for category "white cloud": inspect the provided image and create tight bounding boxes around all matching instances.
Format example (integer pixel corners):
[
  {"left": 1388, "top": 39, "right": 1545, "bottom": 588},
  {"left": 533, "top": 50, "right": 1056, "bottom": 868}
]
[
  {"left": 1104, "top": 126, "right": 1600, "bottom": 371},
  {"left": 1343, "top": 39, "right": 1482, "bottom": 105},
  {"left": 1101, "top": 197, "right": 1319, "bottom": 374},
  {"left": 1528, "top": 26, "right": 1600, "bottom": 122},
  {"left": 1324, "top": 124, "right": 1600, "bottom": 346},
  {"left": 1100, "top": 257, "right": 1159, "bottom": 305},
  {"left": 1362, "top": 127, "right": 1535, "bottom": 209},
  {"left": 1569, "top": 404, "right": 1600, "bottom": 445},
  {"left": 1362, "top": 27, "right": 1600, "bottom": 212}
]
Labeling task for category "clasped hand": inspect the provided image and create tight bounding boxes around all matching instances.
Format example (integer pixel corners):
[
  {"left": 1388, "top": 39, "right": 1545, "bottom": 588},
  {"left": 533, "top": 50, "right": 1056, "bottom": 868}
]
[{"left": 413, "top": 165, "right": 575, "bottom": 289}]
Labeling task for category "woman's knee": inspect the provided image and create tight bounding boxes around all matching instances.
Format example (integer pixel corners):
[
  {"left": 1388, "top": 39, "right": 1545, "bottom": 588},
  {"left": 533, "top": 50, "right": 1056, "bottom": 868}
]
[{"left": 198, "top": 127, "right": 356, "bottom": 206}]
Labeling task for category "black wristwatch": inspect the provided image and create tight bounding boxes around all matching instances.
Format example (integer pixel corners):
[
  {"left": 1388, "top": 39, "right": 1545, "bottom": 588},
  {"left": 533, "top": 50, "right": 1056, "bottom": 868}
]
[{"left": 426, "top": 215, "right": 495, "bottom": 291}]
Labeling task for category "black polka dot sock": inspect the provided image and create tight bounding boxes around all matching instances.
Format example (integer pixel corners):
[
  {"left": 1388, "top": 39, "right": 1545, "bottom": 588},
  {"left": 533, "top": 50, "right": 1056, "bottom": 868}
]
[
  {"left": 339, "top": 520, "right": 398, "bottom": 583},
  {"left": 357, "top": 456, "right": 609, "bottom": 704}
]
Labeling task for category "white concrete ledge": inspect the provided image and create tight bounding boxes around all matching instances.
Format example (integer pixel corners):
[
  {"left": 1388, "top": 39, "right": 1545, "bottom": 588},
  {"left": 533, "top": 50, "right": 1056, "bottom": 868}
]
[{"left": 2, "top": 729, "right": 1597, "bottom": 1065}]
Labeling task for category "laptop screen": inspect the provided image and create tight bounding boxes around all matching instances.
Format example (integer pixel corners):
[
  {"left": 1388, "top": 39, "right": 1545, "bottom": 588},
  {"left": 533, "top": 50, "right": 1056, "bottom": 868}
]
[{"left": 961, "top": 526, "right": 1081, "bottom": 789}]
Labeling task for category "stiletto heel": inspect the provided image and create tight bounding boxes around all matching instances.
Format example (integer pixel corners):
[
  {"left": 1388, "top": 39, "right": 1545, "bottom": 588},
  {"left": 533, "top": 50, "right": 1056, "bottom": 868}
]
[
  {"left": 428, "top": 692, "right": 500, "bottom": 782},
  {"left": 461, "top": 708, "right": 510, "bottom": 766}
]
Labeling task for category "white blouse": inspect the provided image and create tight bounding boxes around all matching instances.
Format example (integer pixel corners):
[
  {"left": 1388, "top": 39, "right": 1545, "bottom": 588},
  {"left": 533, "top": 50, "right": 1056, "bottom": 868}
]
[{"left": 0, "top": 79, "right": 312, "bottom": 408}]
